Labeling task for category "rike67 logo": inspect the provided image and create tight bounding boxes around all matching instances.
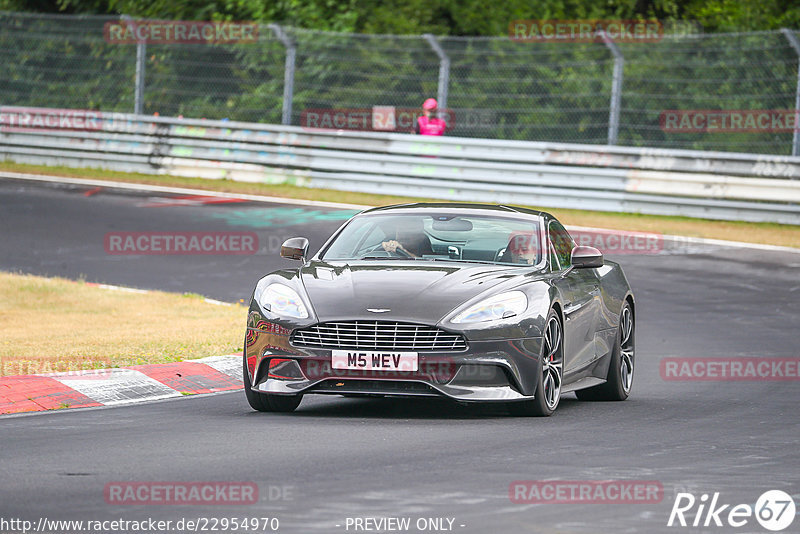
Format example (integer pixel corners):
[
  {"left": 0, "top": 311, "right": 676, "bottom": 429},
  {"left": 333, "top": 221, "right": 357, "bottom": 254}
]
[{"left": 668, "top": 490, "right": 795, "bottom": 531}]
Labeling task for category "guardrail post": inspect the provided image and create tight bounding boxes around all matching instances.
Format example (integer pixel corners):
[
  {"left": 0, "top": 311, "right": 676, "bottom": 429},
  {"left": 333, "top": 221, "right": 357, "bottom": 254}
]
[
  {"left": 781, "top": 29, "right": 800, "bottom": 157},
  {"left": 269, "top": 24, "right": 296, "bottom": 126},
  {"left": 122, "top": 15, "right": 146, "bottom": 115},
  {"left": 600, "top": 31, "right": 624, "bottom": 145},
  {"left": 423, "top": 34, "right": 450, "bottom": 120}
]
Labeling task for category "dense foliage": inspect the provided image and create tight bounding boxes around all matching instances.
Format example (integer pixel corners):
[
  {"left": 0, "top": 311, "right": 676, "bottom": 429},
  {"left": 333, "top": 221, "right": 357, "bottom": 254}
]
[
  {"left": 1, "top": 2, "right": 797, "bottom": 154},
  {"left": 2, "top": 0, "right": 798, "bottom": 35}
]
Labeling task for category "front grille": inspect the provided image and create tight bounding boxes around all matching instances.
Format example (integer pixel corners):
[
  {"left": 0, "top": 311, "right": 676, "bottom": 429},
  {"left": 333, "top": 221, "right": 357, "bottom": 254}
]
[{"left": 291, "top": 321, "right": 467, "bottom": 351}]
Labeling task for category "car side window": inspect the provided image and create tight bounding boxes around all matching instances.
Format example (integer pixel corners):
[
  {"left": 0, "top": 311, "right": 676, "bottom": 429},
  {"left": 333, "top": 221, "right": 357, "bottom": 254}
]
[
  {"left": 549, "top": 242, "right": 560, "bottom": 271},
  {"left": 548, "top": 220, "right": 574, "bottom": 271}
]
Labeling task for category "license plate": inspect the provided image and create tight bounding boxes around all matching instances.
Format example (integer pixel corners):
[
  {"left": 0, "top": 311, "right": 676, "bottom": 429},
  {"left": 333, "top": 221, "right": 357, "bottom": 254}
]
[{"left": 331, "top": 350, "right": 418, "bottom": 372}]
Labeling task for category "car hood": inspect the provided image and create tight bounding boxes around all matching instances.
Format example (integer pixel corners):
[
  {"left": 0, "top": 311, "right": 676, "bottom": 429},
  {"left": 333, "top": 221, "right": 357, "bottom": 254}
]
[{"left": 300, "top": 260, "right": 537, "bottom": 324}]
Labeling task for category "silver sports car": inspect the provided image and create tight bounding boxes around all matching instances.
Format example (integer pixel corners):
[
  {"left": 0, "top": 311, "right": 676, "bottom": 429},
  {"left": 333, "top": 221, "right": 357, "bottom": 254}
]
[{"left": 244, "top": 203, "right": 635, "bottom": 416}]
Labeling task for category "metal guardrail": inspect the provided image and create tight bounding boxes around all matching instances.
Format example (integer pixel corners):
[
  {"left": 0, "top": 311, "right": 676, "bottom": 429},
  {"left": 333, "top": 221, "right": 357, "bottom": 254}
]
[{"left": 1, "top": 107, "right": 798, "bottom": 224}]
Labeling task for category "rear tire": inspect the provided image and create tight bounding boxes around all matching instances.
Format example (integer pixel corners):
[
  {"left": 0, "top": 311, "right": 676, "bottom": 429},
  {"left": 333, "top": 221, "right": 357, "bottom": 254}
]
[
  {"left": 575, "top": 301, "right": 634, "bottom": 402},
  {"left": 243, "top": 354, "right": 303, "bottom": 412},
  {"left": 508, "top": 309, "right": 563, "bottom": 417}
]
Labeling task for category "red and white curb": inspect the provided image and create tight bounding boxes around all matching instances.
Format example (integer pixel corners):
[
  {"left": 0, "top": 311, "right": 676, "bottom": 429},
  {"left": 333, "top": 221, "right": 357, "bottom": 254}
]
[{"left": 0, "top": 355, "right": 242, "bottom": 415}]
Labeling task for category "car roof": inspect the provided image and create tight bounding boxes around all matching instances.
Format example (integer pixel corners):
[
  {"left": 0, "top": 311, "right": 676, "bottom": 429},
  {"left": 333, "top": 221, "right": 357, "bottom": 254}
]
[{"left": 360, "top": 202, "right": 553, "bottom": 219}]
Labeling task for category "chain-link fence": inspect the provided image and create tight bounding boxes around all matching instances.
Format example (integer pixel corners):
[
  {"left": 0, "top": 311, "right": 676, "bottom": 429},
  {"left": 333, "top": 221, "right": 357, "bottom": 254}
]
[{"left": 1, "top": 12, "right": 799, "bottom": 155}]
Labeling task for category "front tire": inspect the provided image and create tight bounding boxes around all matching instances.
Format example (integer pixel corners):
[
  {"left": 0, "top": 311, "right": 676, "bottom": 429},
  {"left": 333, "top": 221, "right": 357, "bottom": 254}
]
[
  {"left": 509, "top": 309, "right": 563, "bottom": 417},
  {"left": 243, "top": 354, "right": 303, "bottom": 412},
  {"left": 266, "top": 393, "right": 303, "bottom": 412},
  {"left": 576, "top": 300, "right": 634, "bottom": 402}
]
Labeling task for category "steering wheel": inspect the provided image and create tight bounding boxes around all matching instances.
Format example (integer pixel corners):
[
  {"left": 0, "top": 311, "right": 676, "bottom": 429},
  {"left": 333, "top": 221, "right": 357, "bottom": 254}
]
[
  {"left": 359, "top": 242, "right": 412, "bottom": 258},
  {"left": 393, "top": 244, "right": 412, "bottom": 257}
]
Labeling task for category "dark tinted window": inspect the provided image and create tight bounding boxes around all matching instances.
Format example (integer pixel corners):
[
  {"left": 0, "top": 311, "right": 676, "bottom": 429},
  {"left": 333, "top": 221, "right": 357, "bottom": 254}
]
[
  {"left": 548, "top": 220, "right": 574, "bottom": 270},
  {"left": 321, "top": 212, "right": 543, "bottom": 266}
]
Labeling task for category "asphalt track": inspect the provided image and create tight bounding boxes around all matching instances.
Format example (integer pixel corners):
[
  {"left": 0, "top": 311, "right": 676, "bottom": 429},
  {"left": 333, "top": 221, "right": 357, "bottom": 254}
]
[{"left": 1, "top": 177, "right": 799, "bottom": 533}]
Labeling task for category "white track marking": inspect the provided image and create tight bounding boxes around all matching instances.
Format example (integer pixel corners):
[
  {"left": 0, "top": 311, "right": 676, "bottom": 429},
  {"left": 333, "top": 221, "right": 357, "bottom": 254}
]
[
  {"left": 54, "top": 368, "right": 181, "bottom": 405},
  {"left": 191, "top": 355, "right": 242, "bottom": 382},
  {"left": 90, "top": 283, "right": 150, "bottom": 294},
  {"left": 203, "top": 297, "right": 233, "bottom": 306}
]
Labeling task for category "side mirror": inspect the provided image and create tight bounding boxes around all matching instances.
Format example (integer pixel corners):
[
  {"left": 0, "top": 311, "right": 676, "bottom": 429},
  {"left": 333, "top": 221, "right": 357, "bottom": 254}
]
[
  {"left": 280, "top": 237, "right": 309, "bottom": 261},
  {"left": 571, "top": 245, "right": 603, "bottom": 269}
]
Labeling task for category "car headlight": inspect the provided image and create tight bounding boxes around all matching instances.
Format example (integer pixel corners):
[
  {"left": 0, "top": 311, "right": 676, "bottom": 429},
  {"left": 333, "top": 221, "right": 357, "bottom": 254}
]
[
  {"left": 451, "top": 291, "right": 528, "bottom": 324},
  {"left": 256, "top": 283, "right": 309, "bottom": 319}
]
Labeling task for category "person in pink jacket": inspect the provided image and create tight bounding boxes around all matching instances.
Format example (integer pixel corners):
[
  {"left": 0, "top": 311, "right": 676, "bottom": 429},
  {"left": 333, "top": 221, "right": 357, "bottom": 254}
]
[{"left": 415, "top": 98, "right": 446, "bottom": 135}]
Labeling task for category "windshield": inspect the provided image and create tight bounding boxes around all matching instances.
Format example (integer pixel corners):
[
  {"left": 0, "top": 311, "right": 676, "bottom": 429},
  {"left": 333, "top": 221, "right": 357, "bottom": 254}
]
[{"left": 321, "top": 212, "right": 544, "bottom": 266}]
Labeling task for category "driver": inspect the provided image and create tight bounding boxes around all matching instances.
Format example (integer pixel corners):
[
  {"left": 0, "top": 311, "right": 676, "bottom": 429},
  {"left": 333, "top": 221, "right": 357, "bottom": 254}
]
[
  {"left": 381, "top": 218, "right": 433, "bottom": 258},
  {"left": 503, "top": 231, "right": 540, "bottom": 265}
]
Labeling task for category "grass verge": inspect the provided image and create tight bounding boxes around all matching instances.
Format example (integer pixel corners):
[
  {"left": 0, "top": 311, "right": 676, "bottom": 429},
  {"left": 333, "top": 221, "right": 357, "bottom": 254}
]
[
  {"left": 1, "top": 161, "right": 799, "bottom": 248},
  {"left": 0, "top": 272, "right": 244, "bottom": 376}
]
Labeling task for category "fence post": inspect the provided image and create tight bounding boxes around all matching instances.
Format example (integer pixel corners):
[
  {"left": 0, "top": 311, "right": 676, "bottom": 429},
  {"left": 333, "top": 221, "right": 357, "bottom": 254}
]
[
  {"left": 269, "top": 24, "right": 296, "bottom": 126},
  {"left": 134, "top": 38, "right": 146, "bottom": 115},
  {"left": 423, "top": 34, "right": 450, "bottom": 119},
  {"left": 600, "top": 31, "right": 624, "bottom": 145},
  {"left": 781, "top": 29, "right": 800, "bottom": 157},
  {"left": 122, "top": 15, "right": 146, "bottom": 115}
]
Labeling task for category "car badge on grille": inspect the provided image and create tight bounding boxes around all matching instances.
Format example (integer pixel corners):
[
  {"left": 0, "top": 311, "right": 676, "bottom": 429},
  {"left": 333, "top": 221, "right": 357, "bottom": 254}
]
[{"left": 367, "top": 308, "right": 391, "bottom": 313}]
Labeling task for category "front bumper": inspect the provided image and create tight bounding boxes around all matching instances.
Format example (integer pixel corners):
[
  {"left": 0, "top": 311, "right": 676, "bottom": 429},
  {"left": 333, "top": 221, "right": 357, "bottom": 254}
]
[{"left": 245, "top": 315, "right": 543, "bottom": 402}]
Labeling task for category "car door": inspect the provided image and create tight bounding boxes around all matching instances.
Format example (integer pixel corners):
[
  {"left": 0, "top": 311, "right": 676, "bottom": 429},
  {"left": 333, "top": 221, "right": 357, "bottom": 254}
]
[{"left": 548, "top": 220, "right": 600, "bottom": 375}]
